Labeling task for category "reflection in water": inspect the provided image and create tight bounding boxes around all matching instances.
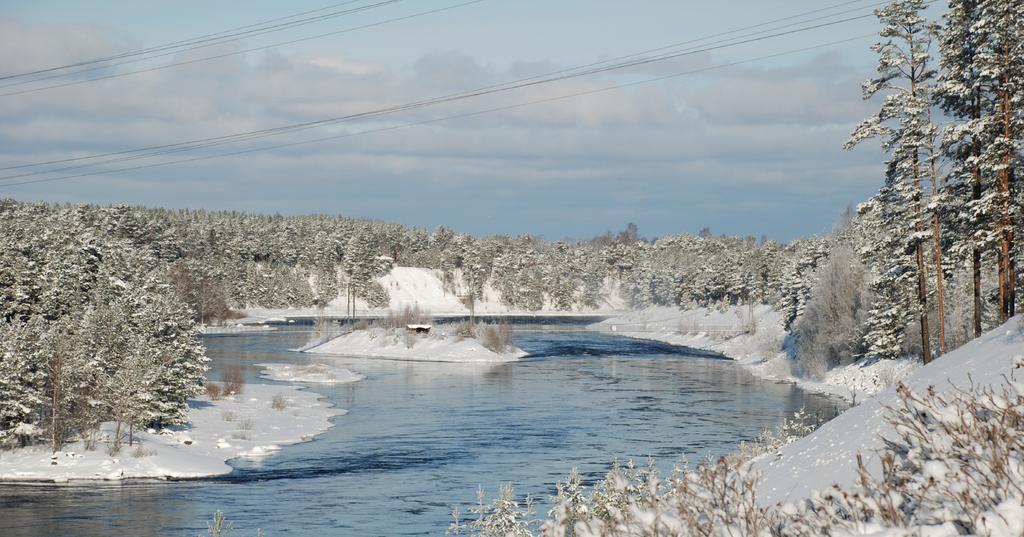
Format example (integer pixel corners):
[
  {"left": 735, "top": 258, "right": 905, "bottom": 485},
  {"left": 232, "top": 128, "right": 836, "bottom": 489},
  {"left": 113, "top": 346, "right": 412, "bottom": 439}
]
[{"left": 0, "top": 328, "right": 840, "bottom": 536}]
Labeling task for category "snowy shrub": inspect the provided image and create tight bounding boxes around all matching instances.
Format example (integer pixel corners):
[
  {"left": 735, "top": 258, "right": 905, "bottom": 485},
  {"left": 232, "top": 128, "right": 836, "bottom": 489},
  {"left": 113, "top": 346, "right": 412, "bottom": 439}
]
[
  {"left": 736, "top": 407, "right": 826, "bottom": 462},
  {"left": 220, "top": 366, "right": 245, "bottom": 396},
  {"left": 448, "top": 484, "right": 535, "bottom": 537},
  {"left": 478, "top": 323, "right": 513, "bottom": 354},
  {"left": 200, "top": 511, "right": 266, "bottom": 537},
  {"left": 132, "top": 443, "right": 156, "bottom": 458},
  {"left": 206, "top": 383, "right": 224, "bottom": 401},
  {"left": 794, "top": 245, "right": 871, "bottom": 379},
  {"left": 271, "top": 394, "right": 288, "bottom": 411},
  {"left": 403, "top": 330, "right": 418, "bottom": 349},
  {"left": 785, "top": 376, "right": 1024, "bottom": 537},
  {"left": 385, "top": 305, "right": 430, "bottom": 329}
]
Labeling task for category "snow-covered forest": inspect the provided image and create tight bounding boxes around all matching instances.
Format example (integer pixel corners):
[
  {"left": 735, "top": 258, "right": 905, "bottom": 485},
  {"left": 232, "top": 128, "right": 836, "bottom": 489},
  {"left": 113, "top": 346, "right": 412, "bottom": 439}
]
[
  {"left": 0, "top": 0, "right": 1022, "bottom": 534},
  {"left": 2, "top": 0, "right": 1022, "bottom": 450}
]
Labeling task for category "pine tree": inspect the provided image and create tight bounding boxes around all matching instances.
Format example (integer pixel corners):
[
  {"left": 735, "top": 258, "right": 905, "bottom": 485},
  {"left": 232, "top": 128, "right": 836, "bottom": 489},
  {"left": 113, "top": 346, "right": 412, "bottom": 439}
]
[
  {"left": 938, "top": 0, "right": 989, "bottom": 338},
  {"left": 975, "top": 0, "right": 1023, "bottom": 321},
  {"left": 847, "top": 0, "right": 940, "bottom": 363}
]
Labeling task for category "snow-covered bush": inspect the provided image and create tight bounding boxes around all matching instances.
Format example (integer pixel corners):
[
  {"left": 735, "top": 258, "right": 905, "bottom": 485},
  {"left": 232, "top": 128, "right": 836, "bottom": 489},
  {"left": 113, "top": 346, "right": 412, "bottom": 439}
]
[
  {"left": 735, "top": 407, "right": 826, "bottom": 462},
  {"left": 785, "top": 369, "right": 1024, "bottom": 536},
  {"left": 794, "top": 245, "right": 871, "bottom": 379},
  {"left": 448, "top": 484, "right": 535, "bottom": 537},
  {"left": 478, "top": 323, "right": 513, "bottom": 354}
]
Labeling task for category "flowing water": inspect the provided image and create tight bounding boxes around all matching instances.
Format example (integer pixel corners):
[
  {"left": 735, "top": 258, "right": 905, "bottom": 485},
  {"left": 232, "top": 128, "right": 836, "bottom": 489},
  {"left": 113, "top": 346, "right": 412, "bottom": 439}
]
[{"left": 0, "top": 325, "right": 839, "bottom": 536}]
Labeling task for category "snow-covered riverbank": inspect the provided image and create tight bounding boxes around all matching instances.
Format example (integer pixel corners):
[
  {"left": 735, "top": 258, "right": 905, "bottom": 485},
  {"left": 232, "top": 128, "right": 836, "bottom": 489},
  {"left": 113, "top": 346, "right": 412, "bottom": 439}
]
[
  {"left": 756, "top": 316, "right": 1024, "bottom": 505},
  {"left": 200, "top": 323, "right": 276, "bottom": 335},
  {"left": 592, "top": 306, "right": 917, "bottom": 402},
  {"left": 0, "top": 384, "right": 342, "bottom": 482},
  {"left": 303, "top": 327, "right": 527, "bottom": 362}
]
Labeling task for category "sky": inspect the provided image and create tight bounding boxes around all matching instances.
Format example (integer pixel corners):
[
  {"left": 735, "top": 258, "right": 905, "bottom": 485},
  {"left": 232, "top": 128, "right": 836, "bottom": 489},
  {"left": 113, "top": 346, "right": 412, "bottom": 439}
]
[{"left": 0, "top": 0, "right": 947, "bottom": 242}]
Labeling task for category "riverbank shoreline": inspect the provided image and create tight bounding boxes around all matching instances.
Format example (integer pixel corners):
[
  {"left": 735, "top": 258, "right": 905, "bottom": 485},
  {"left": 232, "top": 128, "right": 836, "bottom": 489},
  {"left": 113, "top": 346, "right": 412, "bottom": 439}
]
[
  {"left": 0, "top": 384, "right": 343, "bottom": 483},
  {"left": 590, "top": 306, "right": 918, "bottom": 404}
]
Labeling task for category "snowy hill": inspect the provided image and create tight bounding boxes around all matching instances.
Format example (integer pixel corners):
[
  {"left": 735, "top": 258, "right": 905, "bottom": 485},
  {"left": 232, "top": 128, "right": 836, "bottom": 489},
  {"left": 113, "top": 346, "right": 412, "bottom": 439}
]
[
  {"left": 756, "top": 316, "right": 1024, "bottom": 506},
  {"left": 243, "top": 266, "right": 627, "bottom": 321}
]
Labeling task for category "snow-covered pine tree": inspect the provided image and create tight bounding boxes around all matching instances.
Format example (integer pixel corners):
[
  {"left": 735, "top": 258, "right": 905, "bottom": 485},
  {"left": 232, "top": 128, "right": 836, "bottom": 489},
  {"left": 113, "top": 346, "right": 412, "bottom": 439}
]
[
  {"left": 937, "top": 0, "right": 990, "bottom": 338},
  {"left": 975, "top": 0, "right": 1023, "bottom": 322},
  {"left": 846, "top": 0, "right": 940, "bottom": 362},
  {"left": 0, "top": 317, "right": 47, "bottom": 447}
]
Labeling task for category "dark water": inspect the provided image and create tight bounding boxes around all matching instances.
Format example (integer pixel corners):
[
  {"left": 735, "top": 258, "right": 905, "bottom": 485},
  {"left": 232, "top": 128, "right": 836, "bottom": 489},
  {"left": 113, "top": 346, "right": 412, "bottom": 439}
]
[{"left": 0, "top": 328, "right": 839, "bottom": 536}]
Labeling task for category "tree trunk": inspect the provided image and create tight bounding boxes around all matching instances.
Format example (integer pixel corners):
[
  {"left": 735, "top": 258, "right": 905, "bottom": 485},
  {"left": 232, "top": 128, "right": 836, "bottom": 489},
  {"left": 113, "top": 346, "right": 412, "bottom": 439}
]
[
  {"left": 931, "top": 213, "right": 946, "bottom": 353},
  {"left": 914, "top": 154, "right": 933, "bottom": 364},
  {"left": 929, "top": 129, "right": 947, "bottom": 354},
  {"left": 916, "top": 241, "right": 932, "bottom": 364},
  {"left": 997, "top": 25, "right": 1016, "bottom": 322},
  {"left": 972, "top": 94, "right": 983, "bottom": 337}
]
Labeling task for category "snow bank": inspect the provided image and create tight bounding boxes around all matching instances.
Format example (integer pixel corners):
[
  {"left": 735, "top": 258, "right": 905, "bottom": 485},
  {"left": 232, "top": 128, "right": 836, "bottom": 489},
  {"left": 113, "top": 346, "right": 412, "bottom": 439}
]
[
  {"left": 756, "top": 316, "right": 1024, "bottom": 506},
  {"left": 200, "top": 323, "right": 276, "bottom": 335},
  {"left": 303, "top": 327, "right": 527, "bottom": 362},
  {"left": 590, "top": 305, "right": 784, "bottom": 362},
  {"left": 592, "top": 306, "right": 913, "bottom": 401},
  {"left": 0, "top": 384, "right": 342, "bottom": 482},
  {"left": 258, "top": 362, "right": 365, "bottom": 384}
]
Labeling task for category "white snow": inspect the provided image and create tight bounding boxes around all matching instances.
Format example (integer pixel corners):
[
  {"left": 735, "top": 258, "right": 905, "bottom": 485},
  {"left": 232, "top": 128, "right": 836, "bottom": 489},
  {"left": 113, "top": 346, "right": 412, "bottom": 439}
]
[
  {"left": 755, "top": 316, "right": 1024, "bottom": 506},
  {"left": 592, "top": 305, "right": 914, "bottom": 401},
  {"left": 258, "top": 362, "right": 365, "bottom": 384},
  {"left": 239, "top": 266, "right": 627, "bottom": 322},
  {"left": 0, "top": 383, "right": 342, "bottom": 482},
  {"left": 303, "top": 327, "right": 527, "bottom": 362}
]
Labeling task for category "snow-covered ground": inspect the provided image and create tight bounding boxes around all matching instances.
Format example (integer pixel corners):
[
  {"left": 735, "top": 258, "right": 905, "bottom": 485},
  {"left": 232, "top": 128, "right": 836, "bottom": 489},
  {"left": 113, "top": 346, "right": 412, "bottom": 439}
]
[
  {"left": 756, "top": 316, "right": 1024, "bottom": 506},
  {"left": 258, "top": 362, "right": 365, "bottom": 384},
  {"left": 239, "top": 266, "right": 627, "bottom": 322},
  {"left": 591, "top": 306, "right": 917, "bottom": 401},
  {"left": 303, "top": 327, "right": 527, "bottom": 362},
  {"left": 0, "top": 384, "right": 341, "bottom": 482}
]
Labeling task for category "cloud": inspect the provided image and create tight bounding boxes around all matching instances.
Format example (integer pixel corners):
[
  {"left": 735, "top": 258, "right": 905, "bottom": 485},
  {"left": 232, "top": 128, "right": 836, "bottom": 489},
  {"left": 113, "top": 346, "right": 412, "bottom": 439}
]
[{"left": 0, "top": 20, "right": 887, "bottom": 241}]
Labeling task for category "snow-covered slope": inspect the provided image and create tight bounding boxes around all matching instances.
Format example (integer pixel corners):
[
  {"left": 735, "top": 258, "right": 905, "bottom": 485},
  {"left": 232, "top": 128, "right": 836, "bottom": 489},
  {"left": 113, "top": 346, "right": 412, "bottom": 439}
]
[
  {"left": 0, "top": 384, "right": 341, "bottom": 482},
  {"left": 756, "top": 316, "right": 1024, "bottom": 506},
  {"left": 303, "top": 327, "right": 527, "bottom": 362},
  {"left": 241, "top": 266, "right": 626, "bottom": 322}
]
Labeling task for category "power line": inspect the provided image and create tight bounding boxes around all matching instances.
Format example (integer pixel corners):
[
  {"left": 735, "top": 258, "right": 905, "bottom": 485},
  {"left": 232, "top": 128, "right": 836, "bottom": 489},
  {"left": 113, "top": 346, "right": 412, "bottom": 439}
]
[
  {"left": 0, "top": 0, "right": 486, "bottom": 97},
  {"left": 0, "top": 34, "right": 875, "bottom": 190},
  {"left": 0, "top": 1, "right": 885, "bottom": 177},
  {"left": 0, "top": 0, "right": 390, "bottom": 81}
]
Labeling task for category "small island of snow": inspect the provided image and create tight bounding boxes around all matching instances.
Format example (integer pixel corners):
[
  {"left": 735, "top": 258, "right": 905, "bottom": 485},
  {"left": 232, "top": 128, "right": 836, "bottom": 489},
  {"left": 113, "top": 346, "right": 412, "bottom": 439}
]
[
  {"left": 303, "top": 327, "right": 527, "bottom": 363},
  {"left": 258, "top": 362, "right": 365, "bottom": 384},
  {"left": 0, "top": 383, "right": 342, "bottom": 482}
]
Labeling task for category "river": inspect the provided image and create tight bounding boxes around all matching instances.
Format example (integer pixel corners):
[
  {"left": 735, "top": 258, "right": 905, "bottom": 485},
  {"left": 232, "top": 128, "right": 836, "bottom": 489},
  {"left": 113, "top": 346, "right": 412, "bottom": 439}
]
[{"left": 0, "top": 325, "right": 839, "bottom": 536}]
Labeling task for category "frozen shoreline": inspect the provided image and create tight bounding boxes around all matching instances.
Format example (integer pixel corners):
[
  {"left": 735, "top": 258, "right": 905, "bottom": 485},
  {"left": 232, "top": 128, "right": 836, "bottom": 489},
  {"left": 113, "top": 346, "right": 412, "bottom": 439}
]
[
  {"left": 303, "top": 327, "right": 527, "bottom": 363},
  {"left": 591, "top": 306, "right": 917, "bottom": 402},
  {"left": 0, "top": 383, "right": 342, "bottom": 483}
]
